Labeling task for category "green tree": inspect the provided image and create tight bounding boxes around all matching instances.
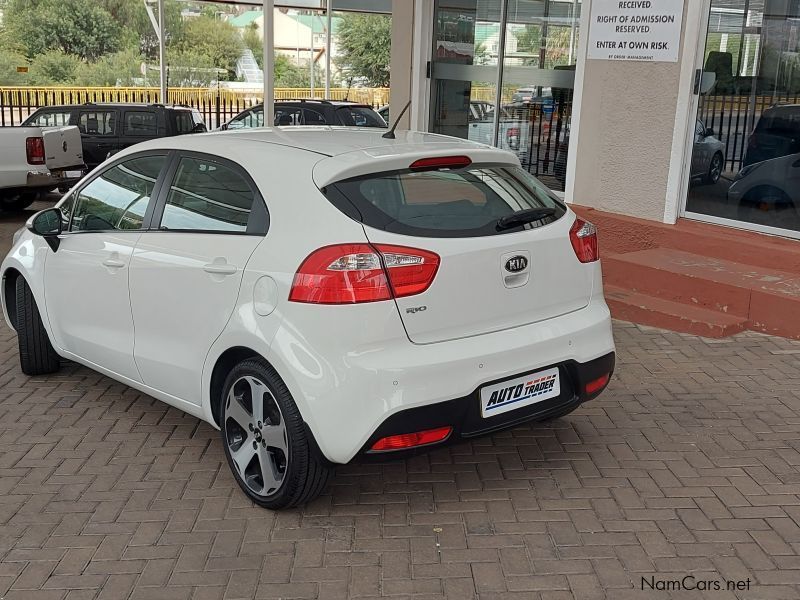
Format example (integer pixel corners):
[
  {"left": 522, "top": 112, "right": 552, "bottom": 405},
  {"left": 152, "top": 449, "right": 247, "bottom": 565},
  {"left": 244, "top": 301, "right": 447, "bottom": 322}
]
[
  {"left": 335, "top": 13, "right": 391, "bottom": 87},
  {"left": 76, "top": 48, "right": 144, "bottom": 86},
  {"left": 5, "top": 0, "right": 122, "bottom": 61},
  {"left": 29, "top": 50, "right": 82, "bottom": 84},
  {"left": 273, "top": 53, "right": 325, "bottom": 87},
  {"left": 0, "top": 49, "right": 30, "bottom": 85},
  {"left": 174, "top": 15, "right": 243, "bottom": 79}
]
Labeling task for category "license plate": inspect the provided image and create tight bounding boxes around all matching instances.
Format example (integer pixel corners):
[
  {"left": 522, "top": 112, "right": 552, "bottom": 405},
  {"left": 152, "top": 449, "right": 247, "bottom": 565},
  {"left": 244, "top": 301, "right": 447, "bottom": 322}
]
[
  {"left": 65, "top": 170, "right": 83, "bottom": 178},
  {"left": 480, "top": 367, "right": 560, "bottom": 418}
]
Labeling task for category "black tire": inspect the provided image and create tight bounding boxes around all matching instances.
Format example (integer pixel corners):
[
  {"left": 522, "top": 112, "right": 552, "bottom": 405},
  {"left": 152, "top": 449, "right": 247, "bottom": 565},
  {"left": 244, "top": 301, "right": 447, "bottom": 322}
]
[
  {"left": 220, "top": 357, "right": 331, "bottom": 509},
  {"left": 704, "top": 152, "right": 724, "bottom": 185},
  {"left": 1, "top": 192, "right": 36, "bottom": 212},
  {"left": 15, "top": 277, "right": 60, "bottom": 376}
]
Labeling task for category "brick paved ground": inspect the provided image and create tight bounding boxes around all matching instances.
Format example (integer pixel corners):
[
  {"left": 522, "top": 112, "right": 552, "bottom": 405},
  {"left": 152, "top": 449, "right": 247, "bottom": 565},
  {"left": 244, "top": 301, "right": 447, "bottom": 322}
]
[{"left": 2, "top": 202, "right": 800, "bottom": 599}]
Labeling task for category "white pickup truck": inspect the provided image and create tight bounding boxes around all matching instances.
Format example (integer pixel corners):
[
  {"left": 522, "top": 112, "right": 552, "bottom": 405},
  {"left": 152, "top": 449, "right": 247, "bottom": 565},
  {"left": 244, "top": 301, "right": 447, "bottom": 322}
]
[{"left": 0, "top": 125, "right": 85, "bottom": 212}]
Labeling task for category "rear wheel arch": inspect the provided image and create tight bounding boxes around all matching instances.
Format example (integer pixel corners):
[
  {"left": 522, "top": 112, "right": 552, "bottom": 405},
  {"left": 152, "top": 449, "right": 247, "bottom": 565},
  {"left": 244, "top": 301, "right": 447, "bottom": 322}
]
[
  {"left": 3, "top": 268, "right": 22, "bottom": 330},
  {"left": 208, "top": 345, "right": 331, "bottom": 465},
  {"left": 209, "top": 346, "right": 261, "bottom": 427}
]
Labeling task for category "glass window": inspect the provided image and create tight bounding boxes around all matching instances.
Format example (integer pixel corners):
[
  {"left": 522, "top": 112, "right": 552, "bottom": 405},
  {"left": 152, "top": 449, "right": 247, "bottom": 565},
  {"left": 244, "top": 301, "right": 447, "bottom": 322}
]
[
  {"left": 274, "top": 107, "right": 302, "bottom": 126},
  {"left": 229, "top": 108, "right": 263, "bottom": 129},
  {"left": 78, "top": 111, "right": 116, "bottom": 135},
  {"left": 124, "top": 111, "right": 158, "bottom": 136},
  {"left": 686, "top": 0, "right": 800, "bottom": 235},
  {"left": 175, "top": 111, "right": 194, "bottom": 134},
  {"left": 335, "top": 106, "right": 387, "bottom": 127},
  {"left": 303, "top": 108, "right": 328, "bottom": 125},
  {"left": 324, "top": 164, "right": 565, "bottom": 238},
  {"left": 70, "top": 155, "right": 164, "bottom": 232},
  {"left": 26, "top": 110, "right": 71, "bottom": 127},
  {"left": 160, "top": 157, "right": 255, "bottom": 232}
]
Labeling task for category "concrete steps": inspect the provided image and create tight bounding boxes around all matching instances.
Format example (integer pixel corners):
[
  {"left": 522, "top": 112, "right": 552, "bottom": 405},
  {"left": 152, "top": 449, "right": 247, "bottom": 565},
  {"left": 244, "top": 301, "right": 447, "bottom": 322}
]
[
  {"left": 605, "top": 285, "right": 748, "bottom": 338},
  {"left": 602, "top": 248, "right": 800, "bottom": 339}
]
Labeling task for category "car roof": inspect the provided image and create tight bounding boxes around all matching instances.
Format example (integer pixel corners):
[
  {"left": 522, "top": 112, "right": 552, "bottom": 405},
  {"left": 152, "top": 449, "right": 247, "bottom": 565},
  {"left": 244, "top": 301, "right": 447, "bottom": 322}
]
[
  {"left": 221, "top": 127, "right": 489, "bottom": 157},
  {"left": 248, "top": 100, "right": 373, "bottom": 109},
  {"left": 120, "top": 126, "right": 517, "bottom": 187},
  {"left": 35, "top": 103, "right": 193, "bottom": 110}
]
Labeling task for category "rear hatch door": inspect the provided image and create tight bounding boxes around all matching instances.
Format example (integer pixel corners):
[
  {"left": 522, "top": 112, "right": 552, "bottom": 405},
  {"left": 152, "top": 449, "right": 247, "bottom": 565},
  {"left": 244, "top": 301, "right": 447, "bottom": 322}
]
[
  {"left": 322, "top": 158, "right": 593, "bottom": 344},
  {"left": 42, "top": 126, "right": 84, "bottom": 170}
]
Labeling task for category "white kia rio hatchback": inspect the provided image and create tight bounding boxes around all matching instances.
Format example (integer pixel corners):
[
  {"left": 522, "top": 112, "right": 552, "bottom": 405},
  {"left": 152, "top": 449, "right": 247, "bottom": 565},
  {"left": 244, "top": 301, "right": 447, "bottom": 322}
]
[{"left": 2, "top": 128, "right": 615, "bottom": 509}]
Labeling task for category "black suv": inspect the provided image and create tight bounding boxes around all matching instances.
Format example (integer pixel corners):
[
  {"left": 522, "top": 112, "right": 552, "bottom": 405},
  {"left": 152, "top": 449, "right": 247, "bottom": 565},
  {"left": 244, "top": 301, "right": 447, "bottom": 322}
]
[
  {"left": 23, "top": 103, "right": 207, "bottom": 169},
  {"left": 221, "top": 99, "right": 387, "bottom": 130}
]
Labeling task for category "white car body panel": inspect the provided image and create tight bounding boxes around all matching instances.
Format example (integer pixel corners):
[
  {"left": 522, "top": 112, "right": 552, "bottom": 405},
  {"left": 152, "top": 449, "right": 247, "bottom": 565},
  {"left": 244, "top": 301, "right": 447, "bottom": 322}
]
[
  {"left": 44, "top": 230, "right": 143, "bottom": 382},
  {"left": 1, "top": 127, "right": 615, "bottom": 465}
]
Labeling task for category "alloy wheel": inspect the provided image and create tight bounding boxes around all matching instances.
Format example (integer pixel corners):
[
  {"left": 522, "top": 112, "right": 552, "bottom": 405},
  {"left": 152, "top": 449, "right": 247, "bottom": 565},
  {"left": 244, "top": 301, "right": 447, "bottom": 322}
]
[{"left": 224, "top": 376, "right": 288, "bottom": 497}]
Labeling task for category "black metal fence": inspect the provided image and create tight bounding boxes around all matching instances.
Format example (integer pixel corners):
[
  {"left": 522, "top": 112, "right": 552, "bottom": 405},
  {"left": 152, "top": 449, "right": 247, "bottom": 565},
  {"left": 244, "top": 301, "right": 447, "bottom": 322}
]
[{"left": 0, "top": 86, "right": 389, "bottom": 130}]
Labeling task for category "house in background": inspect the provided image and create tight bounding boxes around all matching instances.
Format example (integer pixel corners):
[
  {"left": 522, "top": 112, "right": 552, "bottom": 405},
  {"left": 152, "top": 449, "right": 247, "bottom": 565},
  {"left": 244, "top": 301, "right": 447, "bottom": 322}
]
[{"left": 228, "top": 9, "right": 341, "bottom": 70}]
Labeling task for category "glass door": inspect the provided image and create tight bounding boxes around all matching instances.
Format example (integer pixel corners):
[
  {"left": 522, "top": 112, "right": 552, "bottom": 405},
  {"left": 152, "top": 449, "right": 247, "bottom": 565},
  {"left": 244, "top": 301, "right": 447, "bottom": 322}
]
[
  {"left": 684, "top": 0, "right": 800, "bottom": 238},
  {"left": 429, "top": 0, "right": 581, "bottom": 192}
]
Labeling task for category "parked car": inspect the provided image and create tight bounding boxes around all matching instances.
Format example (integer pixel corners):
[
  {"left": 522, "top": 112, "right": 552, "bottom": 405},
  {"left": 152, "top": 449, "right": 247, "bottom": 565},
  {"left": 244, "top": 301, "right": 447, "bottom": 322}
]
[
  {"left": 729, "top": 105, "right": 800, "bottom": 212},
  {"left": 512, "top": 86, "right": 554, "bottom": 105},
  {"left": 221, "top": 100, "right": 387, "bottom": 130},
  {"left": 554, "top": 120, "right": 725, "bottom": 186},
  {"left": 690, "top": 120, "right": 726, "bottom": 184},
  {"left": 2, "top": 128, "right": 615, "bottom": 509},
  {"left": 468, "top": 101, "right": 526, "bottom": 152},
  {"left": 22, "top": 103, "right": 207, "bottom": 170},
  {"left": 742, "top": 104, "right": 800, "bottom": 168},
  {"left": 0, "top": 125, "right": 85, "bottom": 211}
]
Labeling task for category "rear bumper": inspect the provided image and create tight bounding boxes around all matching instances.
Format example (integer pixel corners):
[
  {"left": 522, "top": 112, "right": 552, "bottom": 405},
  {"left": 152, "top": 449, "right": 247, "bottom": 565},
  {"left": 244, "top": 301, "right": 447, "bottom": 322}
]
[
  {"left": 26, "top": 165, "right": 86, "bottom": 189},
  {"left": 274, "top": 294, "right": 615, "bottom": 464},
  {"left": 357, "top": 351, "right": 615, "bottom": 459}
]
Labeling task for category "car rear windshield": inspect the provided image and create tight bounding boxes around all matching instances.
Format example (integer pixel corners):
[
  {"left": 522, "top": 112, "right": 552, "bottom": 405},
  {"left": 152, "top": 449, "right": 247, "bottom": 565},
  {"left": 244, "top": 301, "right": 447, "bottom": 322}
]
[
  {"left": 336, "top": 106, "right": 387, "bottom": 127},
  {"left": 322, "top": 164, "right": 566, "bottom": 238}
]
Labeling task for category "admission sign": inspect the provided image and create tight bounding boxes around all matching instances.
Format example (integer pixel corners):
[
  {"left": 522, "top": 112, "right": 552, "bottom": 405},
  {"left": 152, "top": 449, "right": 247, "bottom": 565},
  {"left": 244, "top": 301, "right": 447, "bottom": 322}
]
[{"left": 588, "top": 0, "right": 684, "bottom": 63}]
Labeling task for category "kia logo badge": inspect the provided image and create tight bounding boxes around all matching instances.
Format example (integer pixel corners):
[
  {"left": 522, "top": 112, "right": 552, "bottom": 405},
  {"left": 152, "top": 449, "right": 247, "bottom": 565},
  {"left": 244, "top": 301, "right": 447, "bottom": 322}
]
[{"left": 505, "top": 256, "right": 528, "bottom": 273}]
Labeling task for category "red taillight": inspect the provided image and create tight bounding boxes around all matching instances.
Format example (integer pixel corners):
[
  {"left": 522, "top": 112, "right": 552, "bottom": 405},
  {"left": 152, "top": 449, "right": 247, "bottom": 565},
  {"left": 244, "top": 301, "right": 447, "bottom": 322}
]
[
  {"left": 569, "top": 218, "right": 599, "bottom": 263},
  {"left": 585, "top": 373, "right": 610, "bottom": 395},
  {"left": 409, "top": 156, "right": 472, "bottom": 171},
  {"left": 26, "top": 137, "right": 45, "bottom": 165},
  {"left": 370, "top": 426, "right": 452, "bottom": 452},
  {"left": 289, "top": 243, "right": 440, "bottom": 304}
]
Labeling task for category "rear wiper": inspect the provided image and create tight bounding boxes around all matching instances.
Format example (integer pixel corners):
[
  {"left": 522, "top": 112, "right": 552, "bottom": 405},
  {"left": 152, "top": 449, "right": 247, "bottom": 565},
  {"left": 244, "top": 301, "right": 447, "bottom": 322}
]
[{"left": 496, "top": 208, "right": 556, "bottom": 231}]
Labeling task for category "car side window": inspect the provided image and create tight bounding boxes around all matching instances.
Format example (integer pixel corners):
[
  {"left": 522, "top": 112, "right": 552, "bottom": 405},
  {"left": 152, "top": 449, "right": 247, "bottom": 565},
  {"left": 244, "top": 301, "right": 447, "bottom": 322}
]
[
  {"left": 28, "top": 110, "right": 71, "bottom": 127},
  {"left": 274, "top": 108, "right": 302, "bottom": 126},
  {"left": 124, "top": 111, "right": 158, "bottom": 136},
  {"left": 303, "top": 109, "right": 327, "bottom": 125},
  {"left": 69, "top": 155, "right": 165, "bottom": 232},
  {"left": 159, "top": 157, "right": 256, "bottom": 232},
  {"left": 78, "top": 111, "right": 116, "bottom": 136}
]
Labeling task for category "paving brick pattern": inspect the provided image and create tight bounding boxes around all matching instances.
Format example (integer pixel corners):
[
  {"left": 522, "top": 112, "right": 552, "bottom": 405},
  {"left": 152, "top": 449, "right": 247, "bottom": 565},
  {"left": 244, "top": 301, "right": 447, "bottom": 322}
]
[{"left": 2, "top": 204, "right": 800, "bottom": 599}]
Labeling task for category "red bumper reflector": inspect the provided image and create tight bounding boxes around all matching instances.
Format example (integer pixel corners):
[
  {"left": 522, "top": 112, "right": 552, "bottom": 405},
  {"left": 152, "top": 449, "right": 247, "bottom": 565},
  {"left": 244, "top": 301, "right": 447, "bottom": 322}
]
[
  {"left": 585, "top": 373, "right": 610, "bottom": 395},
  {"left": 370, "top": 426, "right": 453, "bottom": 452}
]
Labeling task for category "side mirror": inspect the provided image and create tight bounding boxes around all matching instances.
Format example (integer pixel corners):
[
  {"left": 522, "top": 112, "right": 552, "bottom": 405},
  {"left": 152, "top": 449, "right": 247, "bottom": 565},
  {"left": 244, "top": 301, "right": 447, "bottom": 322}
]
[
  {"left": 192, "top": 123, "right": 207, "bottom": 133},
  {"left": 27, "top": 208, "right": 64, "bottom": 252},
  {"left": 705, "top": 128, "right": 714, "bottom": 137}
]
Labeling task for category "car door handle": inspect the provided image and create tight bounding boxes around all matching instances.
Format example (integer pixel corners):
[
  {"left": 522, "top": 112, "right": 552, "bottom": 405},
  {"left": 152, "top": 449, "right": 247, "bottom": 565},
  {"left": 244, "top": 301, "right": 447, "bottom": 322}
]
[
  {"left": 203, "top": 262, "right": 237, "bottom": 275},
  {"left": 102, "top": 258, "right": 125, "bottom": 269}
]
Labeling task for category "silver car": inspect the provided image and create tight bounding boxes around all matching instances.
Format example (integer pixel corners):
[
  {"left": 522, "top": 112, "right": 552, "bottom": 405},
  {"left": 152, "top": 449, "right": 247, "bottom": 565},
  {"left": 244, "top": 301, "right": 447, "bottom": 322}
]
[{"left": 690, "top": 120, "right": 726, "bottom": 184}]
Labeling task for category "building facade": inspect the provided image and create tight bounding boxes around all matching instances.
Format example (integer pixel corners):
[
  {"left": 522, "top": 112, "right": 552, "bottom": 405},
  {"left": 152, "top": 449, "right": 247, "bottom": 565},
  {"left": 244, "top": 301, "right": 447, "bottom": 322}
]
[{"left": 392, "top": 0, "right": 800, "bottom": 240}]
